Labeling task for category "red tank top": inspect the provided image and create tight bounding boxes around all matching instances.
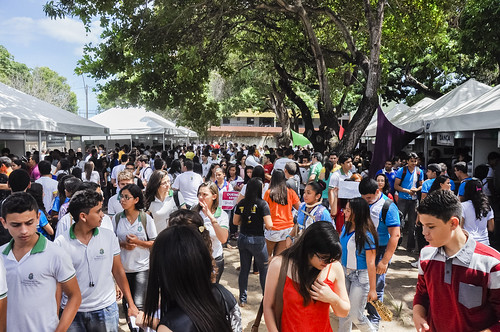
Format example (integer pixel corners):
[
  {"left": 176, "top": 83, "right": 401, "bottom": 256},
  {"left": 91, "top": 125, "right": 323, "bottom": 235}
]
[{"left": 280, "top": 264, "right": 335, "bottom": 332}]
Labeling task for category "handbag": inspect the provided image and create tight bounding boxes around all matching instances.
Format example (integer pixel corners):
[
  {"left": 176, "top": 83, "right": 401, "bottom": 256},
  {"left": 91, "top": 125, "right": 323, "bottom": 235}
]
[
  {"left": 369, "top": 299, "right": 393, "bottom": 321},
  {"left": 251, "top": 256, "right": 290, "bottom": 331}
]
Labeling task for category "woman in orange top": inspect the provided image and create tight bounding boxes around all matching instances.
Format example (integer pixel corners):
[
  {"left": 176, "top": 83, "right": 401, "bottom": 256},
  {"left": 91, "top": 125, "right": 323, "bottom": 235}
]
[
  {"left": 263, "top": 221, "right": 350, "bottom": 332},
  {"left": 264, "top": 169, "right": 301, "bottom": 261}
]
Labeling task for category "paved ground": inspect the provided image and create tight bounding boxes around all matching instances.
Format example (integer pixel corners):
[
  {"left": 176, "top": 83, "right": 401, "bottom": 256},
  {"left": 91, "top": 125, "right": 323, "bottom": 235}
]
[{"left": 119, "top": 243, "right": 419, "bottom": 331}]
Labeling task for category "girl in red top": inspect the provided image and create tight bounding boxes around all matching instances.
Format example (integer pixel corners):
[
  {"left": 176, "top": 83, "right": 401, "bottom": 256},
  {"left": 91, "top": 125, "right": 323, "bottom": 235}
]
[{"left": 263, "top": 221, "right": 350, "bottom": 332}]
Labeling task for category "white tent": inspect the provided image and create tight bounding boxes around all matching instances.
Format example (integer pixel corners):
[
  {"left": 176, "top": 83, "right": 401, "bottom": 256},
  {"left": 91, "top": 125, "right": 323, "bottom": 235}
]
[
  {"left": 364, "top": 103, "right": 409, "bottom": 137},
  {"left": 0, "top": 82, "right": 108, "bottom": 136},
  {"left": 395, "top": 79, "right": 491, "bottom": 133},
  {"left": 428, "top": 84, "right": 500, "bottom": 132}
]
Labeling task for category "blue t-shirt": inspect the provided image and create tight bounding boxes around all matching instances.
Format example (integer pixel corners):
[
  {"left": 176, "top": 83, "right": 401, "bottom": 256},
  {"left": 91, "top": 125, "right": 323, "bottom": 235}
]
[
  {"left": 51, "top": 196, "right": 70, "bottom": 213},
  {"left": 421, "top": 178, "right": 435, "bottom": 194},
  {"left": 296, "top": 202, "right": 332, "bottom": 230},
  {"left": 340, "top": 226, "right": 376, "bottom": 270},
  {"left": 395, "top": 167, "right": 424, "bottom": 200},
  {"left": 37, "top": 210, "right": 50, "bottom": 239},
  {"left": 369, "top": 194, "right": 400, "bottom": 246},
  {"left": 376, "top": 168, "right": 397, "bottom": 192},
  {"left": 458, "top": 177, "right": 472, "bottom": 196}
]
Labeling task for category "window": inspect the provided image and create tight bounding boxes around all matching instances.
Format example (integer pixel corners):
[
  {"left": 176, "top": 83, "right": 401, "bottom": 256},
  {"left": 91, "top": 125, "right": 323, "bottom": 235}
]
[
  {"left": 260, "top": 118, "right": 273, "bottom": 127},
  {"left": 222, "top": 117, "right": 230, "bottom": 125},
  {"left": 247, "top": 117, "right": 255, "bottom": 125}
]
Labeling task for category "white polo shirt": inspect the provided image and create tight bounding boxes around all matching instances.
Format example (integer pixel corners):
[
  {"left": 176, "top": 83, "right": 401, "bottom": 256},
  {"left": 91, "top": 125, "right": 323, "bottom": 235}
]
[
  {"left": 329, "top": 169, "right": 352, "bottom": 188},
  {"left": 200, "top": 208, "right": 229, "bottom": 259},
  {"left": 1, "top": 235, "right": 75, "bottom": 332},
  {"left": 110, "top": 164, "right": 126, "bottom": 182},
  {"left": 55, "top": 213, "right": 114, "bottom": 239},
  {"left": 172, "top": 171, "right": 204, "bottom": 207},
  {"left": 107, "top": 193, "right": 123, "bottom": 216},
  {"left": 149, "top": 191, "right": 185, "bottom": 233},
  {"left": 55, "top": 225, "right": 120, "bottom": 312},
  {"left": 115, "top": 213, "right": 157, "bottom": 273},
  {"left": 35, "top": 176, "right": 58, "bottom": 212},
  {"left": 0, "top": 259, "right": 6, "bottom": 300}
]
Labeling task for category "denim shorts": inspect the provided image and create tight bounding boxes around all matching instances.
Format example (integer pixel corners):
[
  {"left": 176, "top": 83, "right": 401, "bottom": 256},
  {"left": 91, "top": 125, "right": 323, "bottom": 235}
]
[{"left": 264, "top": 227, "right": 293, "bottom": 242}]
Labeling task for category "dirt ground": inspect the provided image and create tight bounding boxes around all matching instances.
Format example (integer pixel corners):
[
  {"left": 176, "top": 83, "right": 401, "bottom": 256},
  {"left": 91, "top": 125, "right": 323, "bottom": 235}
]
[{"left": 120, "top": 243, "right": 419, "bottom": 331}]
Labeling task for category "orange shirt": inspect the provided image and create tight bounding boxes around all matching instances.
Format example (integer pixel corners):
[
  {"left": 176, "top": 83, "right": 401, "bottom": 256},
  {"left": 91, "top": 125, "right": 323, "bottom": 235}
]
[{"left": 264, "top": 188, "right": 300, "bottom": 230}]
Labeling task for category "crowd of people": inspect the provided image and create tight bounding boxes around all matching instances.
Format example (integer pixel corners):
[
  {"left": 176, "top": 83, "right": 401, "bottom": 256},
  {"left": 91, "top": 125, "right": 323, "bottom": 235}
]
[{"left": 0, "top": 141, "right": 499, "bottom": 332}]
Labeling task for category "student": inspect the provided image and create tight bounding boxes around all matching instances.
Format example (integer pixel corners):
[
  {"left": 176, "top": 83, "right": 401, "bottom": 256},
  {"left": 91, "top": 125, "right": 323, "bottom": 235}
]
[
  {"left": 454, "top": 161, "right": 472, "bottom": 201},
  {"left": 108, "top": 170, "right": 135, "bottom": 217},
  {"left": 0, "top": 259, "right": 6, "bottom": 332},
  {"left": 420, "top": 163, "right": 441, "bottom": 201},
  {"left": 308, "top": 152, "right": 323, "bottom": 182},
  {"left": 55, "top": 189, "right": 138, "bottom": 331},
  {"left": 0, "top": 192, "right": 81, "bottom": 332},
  {"left": 35, "top": 160, "right": 59, "bottom": 212},
  {"left": 375, "top": 159, "right": 396, "bottom": 194},
  {"left": 172, "top": 159, "right": 204, "bottom": 209},
  {"left": 460, "top": 179, "right": 494, "bottom": 245},
  {"left": 413, "top": 190, "right": 500, "bottom": 332},
  {"left": 328, "top": 154, "right": 353, "bottom": 231}
]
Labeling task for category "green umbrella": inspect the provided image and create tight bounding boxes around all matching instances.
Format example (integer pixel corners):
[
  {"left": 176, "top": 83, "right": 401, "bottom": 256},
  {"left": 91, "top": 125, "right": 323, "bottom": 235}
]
[{"left": 291, "top": 129, "right": 311, "bottom": 146}]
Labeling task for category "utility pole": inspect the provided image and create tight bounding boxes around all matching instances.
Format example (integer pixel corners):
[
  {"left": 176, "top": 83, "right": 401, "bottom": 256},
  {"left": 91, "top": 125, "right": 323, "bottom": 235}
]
[{"left": 82, "top": 76, "right": 89, "bottom": 119}]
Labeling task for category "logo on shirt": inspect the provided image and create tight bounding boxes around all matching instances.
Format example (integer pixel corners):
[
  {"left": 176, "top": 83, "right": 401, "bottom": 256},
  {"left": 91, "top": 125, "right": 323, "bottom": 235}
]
[
  {"left": 21, "top": 273, "right": 40, "bottom": 286},
  {"left": 28, "top": 273, "right": 33, "bottom": 280},
  {"left": 138, "top": 225, "right": 143, "bottom": 232},
  {"left": 100, "top": 248, "right": 104, "bottom": 255}
]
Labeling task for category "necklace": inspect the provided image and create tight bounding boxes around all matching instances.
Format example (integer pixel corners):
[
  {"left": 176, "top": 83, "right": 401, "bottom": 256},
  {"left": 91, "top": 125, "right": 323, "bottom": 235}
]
[{"left": 305, "top": 202, "right": 321, "bottom": 209}]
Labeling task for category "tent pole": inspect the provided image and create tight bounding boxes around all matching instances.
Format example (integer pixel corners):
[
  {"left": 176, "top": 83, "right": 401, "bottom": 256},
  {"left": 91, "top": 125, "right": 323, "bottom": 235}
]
[
  {"left": 38, "top": 131, "right": 42, "bottom": 153},
  {"left": 162, "top": 131, "right": 165, "bottom": 151},
  {"left": 23, "top": 131, "right": 27, "bottom": 155},
  {"left": 423, "top": 123, "right": 429, "bottom": 168},
  {"left": 472, "top": 131, "right": 476, "bottom": 171},
  {"left": 106, "top": 135, "right": 109, "bottom": 155}
]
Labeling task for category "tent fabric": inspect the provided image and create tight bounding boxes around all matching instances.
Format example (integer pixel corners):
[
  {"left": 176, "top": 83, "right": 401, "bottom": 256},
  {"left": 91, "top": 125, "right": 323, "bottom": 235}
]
[
  {"left": 364, "top": 103, "right": 410, "bottom": 137},
  {"left": 428, "top": 84, "right": 500, "bottom": 133},
  {"left": 90, "top": 108, "right": 197, "bottom": 138},
  {"left": 395, "top": 79, "right": 491, "bottom": 133},
  {"left": 0, "top": 82, "right": 108, "bottom": 136}
]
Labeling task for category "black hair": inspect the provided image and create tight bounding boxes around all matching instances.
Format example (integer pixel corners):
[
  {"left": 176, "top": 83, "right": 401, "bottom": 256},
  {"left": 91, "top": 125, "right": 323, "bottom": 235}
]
[
  {"left": 375, "top": 173, "right": 390, "bottom": 196},
  {"left": 225, "top": 164, "right": 238, "bottom": 181},
  {"left": 417, "top": 190, "right": 462, "bottom": 223},
  {"left": 26, "top": 183, "right": 46, "bottom": 215},
  {"left": 59, "top": 158, "right": 71, "bottom": 171},
  {"left": 473, "top": 164, "right": 489, "bottom": 181},
  {"left": 169, "top": 159, "right": 182, "bottom": 175},
  {"left": 454, "top": 162, "right": 468, "bottom": 174},
  {"left": 338, "top": 154, "right": 352, "bottom": 165},
  {"left": 408, "top": 152, "right": 418, "bottom": 160},
  {"left": 68, "top": 189, "right": 104, "bottom": 222},
  {"left": 463, "top": 179, "right": 491, "bottom": 220},
  {"left": 64, "top": 177, "right": 83, "bottom": 196},
  {"left": 168, "top": 209, "right": 213, "bottom": 256},
  {"left": 143, "top": 225, "right": 231, "bottom": 332},
  {"left": 206, "top": 163, "right": 219, "bottom": 181},
  {"left": 281, "top": 221, "right": 341, "bottom": 306},
  {"left": 358, "top": 177, "right": 378, "bottom": 195},
  {"left": 120, "top": 153, "right": 129, "bottom": 163},
  {"left": 8, "top": 169, "right": 31, "bottom": 192},
  {"left": 252, "top": 165, "right": 266, "bottom": 182},
  {"left": 345, "top": 197, "right": 378, "bottom": 255},
  {"left": 284, "top": 162, "right": 297, "bottom": 176},
  {"left": 2, "top": 192, "right": 38, "bottom": 219},
  {"left": 243, "top": 165, "right": 253, "bottom": 184},
  {"left": 269, "top": 169, "right": 288, "bottom": 205},
  {"left": 57, "top": 174, "right": 74, "bottom": 207},
  {"left": 323, "top": 161, "right": 333, "bottom": 182},
  {"left": 144, "top": 170, "right": 169, "bottom": 211},
  {"left": 429, "top": 175, "right": 450, "bottom": 193},
  {"left": 71, "top": 167, "right": 83, "bottom": 179},
  {"left": 154, "top": 158, "right": 165, "bottom": 171},
  {"left": 77, "top": 181, "right": 100, "bottom": 192},
  {"left": 305, "top": 181, "right": 326, "bottom": 199},
  {"left": 38, "top": 160, "right": 52, "bottom": 175},
  {"left": 120, "top": 184, "right": 145, "bottom": 210},
  {"left": 241, "top": 178, "right": 263, "bottom": 223},
  {"left": 184, "top": 159, "right": 194, "bottom": 171}
]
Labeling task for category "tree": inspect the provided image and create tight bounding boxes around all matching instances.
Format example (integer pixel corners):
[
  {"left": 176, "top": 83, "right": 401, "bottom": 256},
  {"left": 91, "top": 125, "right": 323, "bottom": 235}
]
[{"left": 0, "top": 45, "right": 78, "bottom": 113}]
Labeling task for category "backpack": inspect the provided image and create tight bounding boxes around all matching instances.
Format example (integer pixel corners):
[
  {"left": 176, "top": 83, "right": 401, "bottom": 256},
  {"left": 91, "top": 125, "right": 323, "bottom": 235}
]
[
  {"left": 172, "top": 190, "right": 181, "bottom": 209},
  {"left": 381, "top": 199, "right": 403, "bottom": 225},
  {"left": 401, "top": 166, "right": 422, "bottom": 187},
  {"left": 114, "top": 210, "right": 150, "bottom": 240}
]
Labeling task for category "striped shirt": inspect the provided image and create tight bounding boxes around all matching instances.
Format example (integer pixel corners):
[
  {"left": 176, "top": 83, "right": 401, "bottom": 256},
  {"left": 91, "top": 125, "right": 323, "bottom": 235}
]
[{"left": 413, "top": 232, "right": 500, "bottom": 332}]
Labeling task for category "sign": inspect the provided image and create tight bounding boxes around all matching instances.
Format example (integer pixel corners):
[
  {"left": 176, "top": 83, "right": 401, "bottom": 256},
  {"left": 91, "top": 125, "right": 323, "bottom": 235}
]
[
  {"left": 338, "top": 181, "right": 360, "bottom": 199},
  {"left": 47, "top": 135, "right": 66, "bottom": 147},
  {"left": 221, "top": 191, "right": 239, "bottom": 210},
  {"left": 437, "top": 132, "right": 454, "bottom": 146}
]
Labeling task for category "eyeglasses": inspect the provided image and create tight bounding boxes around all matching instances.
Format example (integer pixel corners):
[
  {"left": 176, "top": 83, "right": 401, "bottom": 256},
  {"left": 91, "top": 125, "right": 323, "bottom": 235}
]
[
  {"left": 221, "top": 164, "right": 227, "bottom": 167},
  {"left": 160, "top": 181, "right": 170, "bottom": 186},
  {"left": 119, "top": 195, "right": 134, "bottom": 201},
  {"left": 314, "top": 253, "right": 334, "bottom": 264}
]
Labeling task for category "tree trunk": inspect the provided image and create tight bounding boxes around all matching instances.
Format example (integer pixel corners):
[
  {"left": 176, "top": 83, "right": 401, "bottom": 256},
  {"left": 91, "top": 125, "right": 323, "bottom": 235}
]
[{"left": 269, "top": 82, "right": 291, "bottom": 147}]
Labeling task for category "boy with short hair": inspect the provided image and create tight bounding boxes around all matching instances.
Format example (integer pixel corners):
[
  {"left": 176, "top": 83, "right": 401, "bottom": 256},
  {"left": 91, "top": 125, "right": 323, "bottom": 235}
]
[
  {"left": 414, "top": 190, "right": 500, "bottom": 332},
  {"left": 55, "top": 189, "right": 138, "bottom": 331},
  {"left": 0, "top": 192, "right": 81, "bottom": 332},
  {"left": 108, "top": 170, "right": 135, "bottom": 217}
]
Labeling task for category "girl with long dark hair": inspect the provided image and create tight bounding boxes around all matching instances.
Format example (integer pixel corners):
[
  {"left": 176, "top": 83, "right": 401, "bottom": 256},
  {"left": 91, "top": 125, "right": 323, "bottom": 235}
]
[
  {"left": 141, "top": 225, "right": 241, "bottom": 332},
  {"left": 233, "top": 178, "right": 273, "bottom": 306},
  {"left": 375, "top": 173, "right": 393, "bottom": 200},
  {"left": 263, "top": 221, "right": 350, "bottom": 332},
  {"left": 264, "top": 169, "right": 300, "bottom": 261},
  {"left": 339, "top": 197, "right": 378, "bottom": 332},
  {"left": 461, "top": 179, "right": 494, "bottom": 245},
  {"left": 226, "top": 164, "right": 243, "bottom": 192},
  {"left": 27, "top": 183, "right": 54, "bottom": 239},
  {"left": 428, "top": 174, "right": 452, "bottom": 193}
]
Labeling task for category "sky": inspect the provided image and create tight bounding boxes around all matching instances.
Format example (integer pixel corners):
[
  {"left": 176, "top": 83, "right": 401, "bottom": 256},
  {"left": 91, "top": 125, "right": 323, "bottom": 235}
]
[{"left": 0, "top": 0, "right": 103, "bottom": 117}]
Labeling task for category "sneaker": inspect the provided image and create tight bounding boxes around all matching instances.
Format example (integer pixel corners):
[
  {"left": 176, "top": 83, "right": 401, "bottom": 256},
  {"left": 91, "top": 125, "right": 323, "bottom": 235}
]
[
  {"left": 411, "top": 261, "right": 419, "bottom": 268},
  {"left": 239, "top": 301, "right": 246, "bottom": 308}
]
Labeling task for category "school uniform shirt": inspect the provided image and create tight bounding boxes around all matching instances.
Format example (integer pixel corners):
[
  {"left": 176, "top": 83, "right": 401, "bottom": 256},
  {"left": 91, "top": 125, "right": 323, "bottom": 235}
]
[
  {"left": 421, "top": 178, "right": 435, "bottom": 194},
  {"left": 369, "top": 193, "right": 400, "bottom": 247},
  {"left": 149, "top": 191, "right": 185, "bottom": 233},
  {"left": 201, "top": 162, "right": 211, "bottom": 178},
  {"left": 37, "top": 211, "right": 51, "bottom": 239},
  {"left": 81, "top": 171, "right": 100, "bottom": 184},
  {"left": 107, "top": 193, "right": 123, "bottom": 216},
  {"left": 245, "top": 155, "right": 261, "bottom": 167},
  {"left": 308, "top": 162, "right": 322, "bottom": 181},
  {"left": 414, "top": 232, "right": 500, "bottom": 332},
  {"left": 55, "top": 225, "right": 120, "bottom": 312},
  {"left": 340, "top": 227, "right": 377, "bottom": 270},
  {"left": 296, "top": 202, "right": 332, "bottom": 231},
  {"left": 115, "top": 213, "right": 157, "bottom": 273},
  {"left": 215, "top": 180, "right": 234, "bottom": 210},
  {"left": 458, "top": 177, "right": 473, "bottom": 197},
  {"left": 329, "top": 168, "right": 352, "bottom": 189},
  {"left": 273, "top": 157, "right": 295, "bottom": 172},
  {"left": 110, "top": 164, "right": 126, "bottom": 182},
  {"left": 461, "top": 200, "right": 494, "bottom": 245},
  {"left": 172, "top": 171, "right": 204, "bottom": 207},
  {"left": 139, "top": 166, "right": 153, "bottom": 183},
  {"left": 55, "top": 213, "right": 115, "bottom": 239},
  {"left": 1, "top": 234, "right": 76, "bottom": 332},
  {"left": 376, "top": 168, "right": 397, "bottom": 192},
  {"left": 200, "top": 208, "right": 229, "bottom": 259},
  {"left": 35, "top": 176, "right": 58, "bottom": 212},
  {"left": 235, "top": 199, "right": 270, "bottom": 236},
  {"left": 0, "top": 259, "right": 6, "bottom": 300},
  {"left": 240, "top": 183, "right": 269, "bottom": 199},
  {"left": 395, "top": 167, "right": 424, "bottom": 200}
]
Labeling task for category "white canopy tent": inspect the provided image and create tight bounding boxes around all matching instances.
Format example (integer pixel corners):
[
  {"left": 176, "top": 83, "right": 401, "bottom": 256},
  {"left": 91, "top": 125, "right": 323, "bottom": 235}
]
[{"left": 0, "top": 82, "right": 108, "bottom": 154}]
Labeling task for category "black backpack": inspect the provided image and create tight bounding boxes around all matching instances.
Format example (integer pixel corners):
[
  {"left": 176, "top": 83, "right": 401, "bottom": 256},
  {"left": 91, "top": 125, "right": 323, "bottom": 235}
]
[{"left": 381, "top": 199, "right": 403, "bottom": 225}]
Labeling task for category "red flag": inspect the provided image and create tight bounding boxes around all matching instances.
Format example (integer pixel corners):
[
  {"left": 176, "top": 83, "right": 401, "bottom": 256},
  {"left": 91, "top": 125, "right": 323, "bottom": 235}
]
[{"left": 338, "top": 123, "right": 344, "bottom": 140}]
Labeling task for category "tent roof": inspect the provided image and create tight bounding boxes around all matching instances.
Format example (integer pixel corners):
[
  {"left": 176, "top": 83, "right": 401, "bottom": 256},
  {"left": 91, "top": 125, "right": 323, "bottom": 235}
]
[
  {"left": 364, "top": 103, "right": 409, "bottom": 137},
  {"left": 395, "top": 79, "right": 491, "bottom": 133},
  {"left": 0, "top": 82, "right": 108, "bottom": 136},
  {"left": 90, "top": 107, "right": 197, "bottom": 137},
  {"left": 427, "top": 84, "right": 500, "bottom": 133}
]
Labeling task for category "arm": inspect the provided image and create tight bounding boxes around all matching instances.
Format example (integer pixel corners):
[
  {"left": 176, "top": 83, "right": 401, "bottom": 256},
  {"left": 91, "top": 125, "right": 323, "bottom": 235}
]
[
  {"left": 310, "top": 262, "right": 350, "bottom": 317},
  {"left": 328, "top": 187, "right": 338, "bottom": 217},
  {"left": 366, "top": 249, "right": 377, "bottom": 302},
  {"left": 55, "top": 277, "right": 81, "bottom": 332},
  {"left": 377, "top": 226, "right": 400, "bottom": 275},
  {"left": 263, "top": 215, "right": 273, "bottom": 230},
  {"left": 421, "top": 192, "right": 427, "bottom": 201},
  {"left": 112, "top": 255, "right": 138, "bottom": 318},
  {"left": 232, "top": 213, "right": 241, "bottom": 226},
  {"left": 394, "top": 178, "right": 406, "bottom": 194},
  {"left": 43, "top": 223, "right": 55, "bottom": 236},
  {"left": 292, "top": 201, "right": 301, "bottom": 211},
  {"left": 413, "top": 304, "right": 430, "bottom": 332},
  {"left": 125, "top": 235, "right": 154, "bottom": 249},
  {"left": 0, "top": 298, "right": 5, "bottom": 332},
  {"left": 488, "top": 218, "right": 495, "bottom": 232},
  {"left": 210, "top": 216, "right": 229, "bottom": 243},
  {"left": 263, "top": 256, "right": 282, "bottom": 332}
]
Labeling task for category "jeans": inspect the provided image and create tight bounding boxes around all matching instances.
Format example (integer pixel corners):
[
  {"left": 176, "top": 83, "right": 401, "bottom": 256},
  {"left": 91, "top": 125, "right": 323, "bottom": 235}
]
[
  {"left": 238, "top": 233, "right": 268, "bottom": 303},
  {"left": 339, "top": 269, "right": 375, "bottom": 332},
  {"left": 366, "top": 246, "right": 388, "bottom": 330},
  {"left": 124, "top": 270, "right": 148, "bottom": 331},
  {"left": 68, "top": 302, "right": 119, "bottom": 332},
  {"left": 398, "top": 198, "right": 418, "bottom": 251}
]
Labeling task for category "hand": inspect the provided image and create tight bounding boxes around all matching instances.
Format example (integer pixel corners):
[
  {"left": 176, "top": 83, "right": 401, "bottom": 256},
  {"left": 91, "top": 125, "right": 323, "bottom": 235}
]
[
  {"left": 413, "top": 314, "right": 430, "bottom": 332},
  {"left": 116, "top": 285, "right": 123, "bottom": 301},
  {"left": 367, "top": 289, "right": 377, "bottom": 302},
  {"left": 332, "top": 187, "right": 339, "bottom": 194},
  {"left": 135, "top": 311, "right": 145, "bottom": 328},
  {"left": 126, "top": 234, "right": 139, "bottom": 245},
  {"left": 128, "top": 303, "right": 139, "bottom": 318},
  {"left": 310, "top": 279, "right": 339, "bottom": 304},
  {"left": 199, "top": 199, "right": 213, "bottom": 219},
  {"left": 376, "top": 261, "right": 389, "bottom": 275},
  {"left": 121, "top": 242, "right": 136, "bottom": 250}
]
